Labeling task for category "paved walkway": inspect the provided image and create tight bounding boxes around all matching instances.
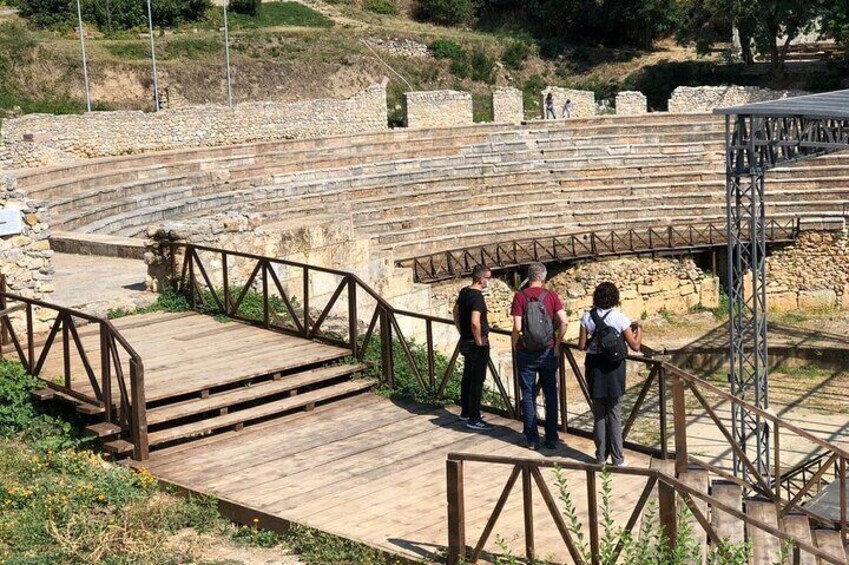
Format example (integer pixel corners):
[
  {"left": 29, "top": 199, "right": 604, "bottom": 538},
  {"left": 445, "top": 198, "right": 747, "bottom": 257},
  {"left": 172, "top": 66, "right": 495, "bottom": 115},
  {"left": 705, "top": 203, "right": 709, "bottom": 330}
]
[{"left": 50, "top": 253, "right": 155, "bottom": 316}]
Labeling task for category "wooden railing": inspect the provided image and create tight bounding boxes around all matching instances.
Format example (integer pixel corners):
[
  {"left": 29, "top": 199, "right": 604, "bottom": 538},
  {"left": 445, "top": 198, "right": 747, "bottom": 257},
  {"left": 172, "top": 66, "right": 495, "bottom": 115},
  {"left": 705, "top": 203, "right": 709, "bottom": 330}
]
[
  {"left": 558, "top": 344, "right": 849, "bottom": 542},
  {"left": 398, "top": 219, "right": 799, "bottom": 283},
  {"left": 445, "top": 453, "right": 847, "bottom": 565},
  {"left": 0, "top": 278, "right": 147, "bottom": 460},
  {"left": 167, "top": 243, "right": 848, "bottom": 534}
]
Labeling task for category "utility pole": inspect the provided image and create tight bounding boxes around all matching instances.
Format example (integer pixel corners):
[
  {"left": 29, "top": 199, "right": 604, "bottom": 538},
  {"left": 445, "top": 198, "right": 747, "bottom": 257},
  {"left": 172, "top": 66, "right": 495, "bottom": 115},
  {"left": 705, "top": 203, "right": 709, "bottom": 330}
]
[
  {"left": 223, "top": 1, "right": 233, "bottom": 107},
  {"left": 75, "top": 0, "right": 91, "bottom": 112},
  {"left": 146, "top": 0, "right": 160, "bottom": 112}
]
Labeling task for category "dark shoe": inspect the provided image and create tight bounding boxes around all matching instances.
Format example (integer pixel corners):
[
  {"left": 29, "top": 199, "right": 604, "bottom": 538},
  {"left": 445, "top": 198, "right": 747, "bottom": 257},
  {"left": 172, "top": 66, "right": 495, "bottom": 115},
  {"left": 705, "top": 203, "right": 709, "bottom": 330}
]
[
  {"left": 543, "top": 439, "right": 557, "bottom": 450},
  {"left": 466, "top": 419, "right": 492, "bottom": 431},
  {"left": 521, "top": 439, "right": 539, "bottom": 450}
]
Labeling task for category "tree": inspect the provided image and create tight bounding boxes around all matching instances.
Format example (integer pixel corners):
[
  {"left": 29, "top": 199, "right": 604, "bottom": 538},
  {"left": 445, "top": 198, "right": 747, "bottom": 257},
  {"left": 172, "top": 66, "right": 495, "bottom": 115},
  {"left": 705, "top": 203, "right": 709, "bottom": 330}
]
[
  {"left": 676, "top": 0, "right": 826, "bottom": 71},
  {"left": 822, "top": 0, "right": 849, "bottom": 53}
]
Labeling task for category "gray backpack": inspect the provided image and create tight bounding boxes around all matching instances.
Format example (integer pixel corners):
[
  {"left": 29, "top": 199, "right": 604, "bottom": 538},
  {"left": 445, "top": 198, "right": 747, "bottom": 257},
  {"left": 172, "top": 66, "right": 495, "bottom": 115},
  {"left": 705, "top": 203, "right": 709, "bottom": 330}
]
[{"left": 521, "top": 290, "right": 554, "bottom": 351}]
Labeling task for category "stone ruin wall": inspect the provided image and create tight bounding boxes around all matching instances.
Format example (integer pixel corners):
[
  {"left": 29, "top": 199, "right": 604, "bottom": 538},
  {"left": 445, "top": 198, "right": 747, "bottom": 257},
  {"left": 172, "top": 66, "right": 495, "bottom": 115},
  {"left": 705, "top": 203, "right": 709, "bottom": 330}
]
[
  {"left": 667, "top": 86, "right": 810, "bottom": 113},
  {"left": 402, "top": 90, "right": 473, "bottom": 129},
  {"left": 0, "top": 176, "right": 55, "bottom": 334},
  {"left": 615, "top": 91, "right": 648, "bottom": 116},
  {"left": 492, "top": 87, "right": 524, "bottom": 124},
  {"left": 763, "top": 231, "right": 849, "bottom": 312},
  {"left": 1, "top": 83, "right": 389, "bottom": 168},
  {"left": 144, "top": 212, "right": 447, "bottom": 342}
]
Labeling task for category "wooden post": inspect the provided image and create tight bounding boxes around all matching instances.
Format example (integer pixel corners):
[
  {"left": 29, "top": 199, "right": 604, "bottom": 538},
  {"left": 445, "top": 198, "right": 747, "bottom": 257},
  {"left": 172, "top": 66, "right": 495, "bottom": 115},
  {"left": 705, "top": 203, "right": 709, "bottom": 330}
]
[
  {"left": 100, "top": 324, "right": 112, "bottom": 424},
  {"left": 380, "top": 308, "right": 394, "bottom": 389},
  {"left": 62, "top": 314, "right": 71, "bottom": 389},
  {"left": 130, "top": 357, "right": 149, "bottom": 461},
  {"left": 659, "top": 366, "right": 668, "bottom": 459},
  {"left": 302, "top": 268, "right": 310, "bottom": 336},
  {"left": 26, "top": 303, "right": 34, "bottom": 373},
  {"left": 658, "top": 479, "right": 677, "bottom": 551},
  {"left": 587, "top": 469, "right": 600, "bottom": 565},
  {"left": 841, "top": 457, "right": 847, "bottom": 544},
  {"left": 347, "top": 278, "right": 358, "bottom": 358},
  {"left": 222, "top": 251, "right": 230, "bottom": 314},
  {"left": 426, "top": 319, "right": 435, "bottom": 391},
  {"left": 0, "top": 275, "right": 7, "bottom": 348},
  {"left": 522, "top": 466, "right": 535, "bottom": 562},
  {"left": 262, "top": 262, "right": 269, "bottom": 329},
  {"left": 671, "top": 371, "right": 688, "bottom": 474},
  {"left": 446, "top": 459, "right": 466, "bottom": 565}
]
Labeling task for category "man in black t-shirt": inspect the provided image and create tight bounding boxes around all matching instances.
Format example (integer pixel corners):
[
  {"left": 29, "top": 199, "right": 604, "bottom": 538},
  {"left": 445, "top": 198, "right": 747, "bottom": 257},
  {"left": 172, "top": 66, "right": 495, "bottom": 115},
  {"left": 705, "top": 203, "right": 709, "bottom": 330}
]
[{"left": 453, "top": 265, "right": 492, "bottom": 431}]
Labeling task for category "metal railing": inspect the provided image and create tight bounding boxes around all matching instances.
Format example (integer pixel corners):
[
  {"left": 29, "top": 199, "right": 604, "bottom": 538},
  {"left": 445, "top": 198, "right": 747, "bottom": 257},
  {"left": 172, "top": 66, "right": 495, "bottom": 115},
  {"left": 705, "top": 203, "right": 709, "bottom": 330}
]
[{"left": 398, "top": 220, "right": 799, "bottom": 283}]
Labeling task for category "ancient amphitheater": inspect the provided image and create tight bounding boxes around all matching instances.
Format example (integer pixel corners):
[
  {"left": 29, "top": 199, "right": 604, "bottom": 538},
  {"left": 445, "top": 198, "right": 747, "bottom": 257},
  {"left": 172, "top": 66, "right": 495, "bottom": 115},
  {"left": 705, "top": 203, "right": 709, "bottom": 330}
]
[{"left": 2, "top": 87, "right": 847, "bottom": 328}]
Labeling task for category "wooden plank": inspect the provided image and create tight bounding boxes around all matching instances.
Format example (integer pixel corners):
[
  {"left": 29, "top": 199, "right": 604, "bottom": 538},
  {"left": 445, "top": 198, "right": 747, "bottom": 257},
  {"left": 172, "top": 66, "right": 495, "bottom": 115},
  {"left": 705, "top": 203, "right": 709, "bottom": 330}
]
[
  {"left": 146, "top": 380, "right": 371, "bottom": 446},
  {"left": 812, "top": 529, "right": 848, "bottom": 565},
  {"left": 147, "top": 364, "right": 366, "bottom": 425},
  {"left": 679, "top": 468, "right": 709, "bottom": 564},
  {"left": 782, "top": 514, "right": 817, "bottom": 565},
  {"left": 711, "top": 480, "right": 745, "bottom": 545},
  {"left": 745, "top": 499, "right": 781, "bottom": 565}
]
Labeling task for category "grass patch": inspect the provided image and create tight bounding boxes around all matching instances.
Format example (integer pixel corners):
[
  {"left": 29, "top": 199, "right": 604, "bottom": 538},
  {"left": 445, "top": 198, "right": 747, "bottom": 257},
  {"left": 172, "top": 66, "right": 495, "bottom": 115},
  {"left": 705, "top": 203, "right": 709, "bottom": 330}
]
[
  {"left": 103, "top": 41, "right": 151, "bottom": 60},
  {"left": 164, "top": 36, "right": 220, "bottom": 60},
  {"left": 228, "top": 2, "right": 333, "bottom": 29}
]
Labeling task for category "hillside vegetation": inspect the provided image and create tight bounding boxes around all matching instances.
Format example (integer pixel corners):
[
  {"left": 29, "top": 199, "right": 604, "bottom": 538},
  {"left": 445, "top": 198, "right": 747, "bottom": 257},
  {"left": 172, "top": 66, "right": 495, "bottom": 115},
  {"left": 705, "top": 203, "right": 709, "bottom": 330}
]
[{"left": 0, "top": 0, "right": 845, "bottom": 118}]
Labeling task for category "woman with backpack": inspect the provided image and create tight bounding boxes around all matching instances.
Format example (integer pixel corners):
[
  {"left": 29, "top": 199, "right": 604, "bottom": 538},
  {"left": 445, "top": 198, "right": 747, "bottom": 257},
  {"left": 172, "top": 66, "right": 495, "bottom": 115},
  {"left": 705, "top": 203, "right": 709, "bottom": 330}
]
[{"left": 578, "top": 282, "right": 643, "bottom": 466}]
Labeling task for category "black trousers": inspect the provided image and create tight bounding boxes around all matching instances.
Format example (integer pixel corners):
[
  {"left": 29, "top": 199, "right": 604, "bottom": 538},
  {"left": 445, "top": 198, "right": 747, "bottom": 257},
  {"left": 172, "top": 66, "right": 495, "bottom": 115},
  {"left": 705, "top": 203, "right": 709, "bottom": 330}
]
[{"left": 460, "top": 341, "right": 490, "bottom": 421}]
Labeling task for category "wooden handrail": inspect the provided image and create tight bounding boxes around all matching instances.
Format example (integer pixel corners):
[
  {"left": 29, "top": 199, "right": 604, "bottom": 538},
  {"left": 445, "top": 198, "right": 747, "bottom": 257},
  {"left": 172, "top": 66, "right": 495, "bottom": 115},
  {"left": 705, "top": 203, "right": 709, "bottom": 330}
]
[
  {"left": 0, "top": 286, "right": 146, "bottom": 460},
  {"left": 446, "top": 453, "right": 847, "bottom": 565},
  {"left": 165, "top": 241, "right": 849, "bottom": 532}
]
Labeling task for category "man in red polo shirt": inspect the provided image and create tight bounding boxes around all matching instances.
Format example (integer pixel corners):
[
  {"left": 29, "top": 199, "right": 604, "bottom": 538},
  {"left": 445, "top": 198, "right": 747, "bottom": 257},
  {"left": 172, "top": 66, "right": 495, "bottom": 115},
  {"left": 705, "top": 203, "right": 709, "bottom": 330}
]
[{"left": 511, "top": 262, "right": 568, "bottom": 450}]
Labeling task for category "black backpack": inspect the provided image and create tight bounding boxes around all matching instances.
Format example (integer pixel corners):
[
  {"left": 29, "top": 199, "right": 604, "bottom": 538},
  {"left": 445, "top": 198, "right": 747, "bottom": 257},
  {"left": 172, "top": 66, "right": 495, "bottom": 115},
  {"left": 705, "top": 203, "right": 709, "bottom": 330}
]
[
  {"left": 590, "top": 309, "right": 628, "bottom": 363},
  {"left": 521, "top": 290, "right": 554, "bottom": 352}
]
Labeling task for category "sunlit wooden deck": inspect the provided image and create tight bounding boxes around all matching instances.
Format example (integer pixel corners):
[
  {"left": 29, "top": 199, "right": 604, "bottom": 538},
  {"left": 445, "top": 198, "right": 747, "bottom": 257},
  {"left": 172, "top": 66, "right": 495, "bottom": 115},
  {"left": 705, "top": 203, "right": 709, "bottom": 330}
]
[{"left": 134, "top": 393, "right": 655, "bottom": 562}]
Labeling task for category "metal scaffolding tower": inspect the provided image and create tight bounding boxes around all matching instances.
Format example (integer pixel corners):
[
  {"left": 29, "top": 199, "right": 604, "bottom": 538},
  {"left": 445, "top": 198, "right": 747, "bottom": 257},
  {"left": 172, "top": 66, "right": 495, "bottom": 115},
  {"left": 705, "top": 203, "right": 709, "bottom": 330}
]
[{"left": 717, "top": 92, "right": 849, "bottom": 481}]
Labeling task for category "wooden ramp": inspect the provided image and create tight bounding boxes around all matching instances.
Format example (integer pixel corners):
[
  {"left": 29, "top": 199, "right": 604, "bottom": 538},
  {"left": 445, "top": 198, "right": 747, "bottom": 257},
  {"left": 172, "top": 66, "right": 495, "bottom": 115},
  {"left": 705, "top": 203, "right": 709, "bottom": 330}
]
[
  {"left": 135, "top": 393, "right": 654, "bottom": 562},
  {"left": 34, "top": 311, "right": 371, "bottom": 454}
]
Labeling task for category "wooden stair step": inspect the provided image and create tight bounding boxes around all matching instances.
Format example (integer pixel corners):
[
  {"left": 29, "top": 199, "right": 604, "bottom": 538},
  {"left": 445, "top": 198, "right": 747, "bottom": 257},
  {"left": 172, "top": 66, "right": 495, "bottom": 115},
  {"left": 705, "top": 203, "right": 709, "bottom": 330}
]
[
  {"left": 813, "top": 529, "right": 848, "bottom": 565},
  {"left": 745, "top": 498, "right": 781, "bottom": 565},
  {"left": 678, "top": 467, "right": 709, "bottom": 564},
  {"left": 102, "top": 439, "right": 134, "bottom": 455},
  {"left": 85, "top": 422, "right": 122, "bottom": 438},
  {"left": 710, "top": 480, "right": 744, "bottom": 545},
  {"left": 34, "top": 386, "right": 105, "bottom": 415},
  {"left": 147, "top": 379, "right": 373, "bottom": 447},
  {"left": 782, "top": 513, "right": 816, "bottom": 565},
  {"left": 147, "top": 364, "right": 366, "bottom": 426}
]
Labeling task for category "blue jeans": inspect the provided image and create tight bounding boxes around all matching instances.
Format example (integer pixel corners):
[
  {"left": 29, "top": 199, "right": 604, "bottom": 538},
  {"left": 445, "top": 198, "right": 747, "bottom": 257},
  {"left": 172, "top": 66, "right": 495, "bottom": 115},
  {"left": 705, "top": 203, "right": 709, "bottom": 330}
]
[{"left": 516, "top": 347, "right": 559, "bottom": 444}]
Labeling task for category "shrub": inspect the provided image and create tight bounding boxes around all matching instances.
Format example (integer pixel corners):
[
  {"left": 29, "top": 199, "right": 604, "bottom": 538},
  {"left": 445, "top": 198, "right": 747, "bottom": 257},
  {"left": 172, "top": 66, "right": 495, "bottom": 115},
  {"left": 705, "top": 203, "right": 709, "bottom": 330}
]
[
  {"left": 416, "top": 0, "right": 479, "bottom": 26},
  {"left": 79, "top": 0, "right": 211, "bottom": 33},
  {"left": 469, "top": 47, "right": 495, "bottom": 83},
  {"left": 13, "top": 0, "right": 72, "bottom": 28},
  {"left": 449, "top": 57, "right": 469, "bottom": 79},
  {"left": 364, "top": 0, "right": 397, "bottom": 15},
  {"left": 428, "top": 38, "right": 463, "bottom": 60},
  {"left": 230, "top": 0, "right": 260, "bottom": 16},
  {"left": 228, "top": 1, "right": 333, "bottom": 29},
  {"left": 501, "top": 40, "right": 531, "bottom": 70}
]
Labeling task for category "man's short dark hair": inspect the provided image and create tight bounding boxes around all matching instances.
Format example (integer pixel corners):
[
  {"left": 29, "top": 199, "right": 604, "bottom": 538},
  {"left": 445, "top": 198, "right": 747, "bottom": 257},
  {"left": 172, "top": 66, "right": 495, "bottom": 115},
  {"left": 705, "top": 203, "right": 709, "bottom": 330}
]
[
  {"left": 471, "top": 265, "right": 490, "bottom": 282},
  {"left": 593, "top": 282, "right": 620, "bottom": 309}
]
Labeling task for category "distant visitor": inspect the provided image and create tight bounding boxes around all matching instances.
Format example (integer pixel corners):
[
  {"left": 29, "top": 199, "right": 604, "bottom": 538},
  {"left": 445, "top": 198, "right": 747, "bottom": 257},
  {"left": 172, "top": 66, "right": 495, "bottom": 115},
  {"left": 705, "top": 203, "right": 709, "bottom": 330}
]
[
  {"left": 578, "top": 282, "right": 643, "bottom": 466},
  {"left": 562, "top": 99, "right": 573, "bottom": 119},
  {"left": 453, "top": 265, "right": 493, "bottom": 431},
  {"left": 511, "top": 262, "right": 568, "bottom": 450},
  {"left": 545, "top": 92, "right": 557, "bottom": 120}
]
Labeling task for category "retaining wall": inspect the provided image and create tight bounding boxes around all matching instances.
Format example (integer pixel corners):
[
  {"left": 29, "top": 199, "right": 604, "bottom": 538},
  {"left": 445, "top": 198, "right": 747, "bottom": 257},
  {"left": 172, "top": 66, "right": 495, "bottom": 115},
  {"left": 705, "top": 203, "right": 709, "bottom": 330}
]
[
  {"left": 667, "top": 86, "right": 809, "bottom": 114},
  {"left": 402, "top": 90, "right": 473, "bottom": 128}
]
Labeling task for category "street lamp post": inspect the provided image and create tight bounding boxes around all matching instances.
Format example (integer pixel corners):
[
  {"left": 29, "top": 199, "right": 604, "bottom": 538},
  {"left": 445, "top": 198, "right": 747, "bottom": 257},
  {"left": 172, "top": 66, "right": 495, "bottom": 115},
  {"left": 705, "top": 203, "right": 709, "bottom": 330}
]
[
  {"left": 223, "top": 2, "right": 233, "bottom": 107},
  {"left": 146, "top": 0, "right": 160, "bottom": 112},
  {"left": 75, "top": 0, "right": 91, "bottom": 112}
]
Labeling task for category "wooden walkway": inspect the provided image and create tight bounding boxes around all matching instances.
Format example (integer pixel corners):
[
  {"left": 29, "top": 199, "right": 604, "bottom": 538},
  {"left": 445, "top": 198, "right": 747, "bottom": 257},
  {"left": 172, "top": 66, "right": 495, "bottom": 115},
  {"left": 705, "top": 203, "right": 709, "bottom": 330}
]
[
  {"left": 37, "top": 311, "right": 351, "bottom": 403},
  {"left": 135, "top": 393, "right": 654, "bottom": 562}
]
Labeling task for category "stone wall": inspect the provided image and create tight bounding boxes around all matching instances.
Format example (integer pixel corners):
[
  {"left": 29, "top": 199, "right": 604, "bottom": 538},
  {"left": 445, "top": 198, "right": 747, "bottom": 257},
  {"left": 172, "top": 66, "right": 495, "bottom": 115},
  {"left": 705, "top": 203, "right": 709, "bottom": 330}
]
[
  {"left": 616, "top": 91, "right": 647, "bottom": 116},
  {"left": 492, "top": 87, "right": 524, "bottom": 124},
  {"left": 0, "top": 83, "right": 388, "bottom": 167},
  {"left": 436, "top": 257, "right": 719, "bottom": 341},
  {"left": 402, "top": 90, "right": 473, "bottom": 128},
  {"left": 0, "top": 176, "right": 54, "bottom": 334},
  {"left": 144, "top": 212, "right": 437, "bottom": 338},
  {"left": 764, "top": 231, "right": 849, "bottom": 312},
  {"left": 540, "top": 88, "right": 596, "bottom": 119},
  {"left": 667, "top": 86, "right": 809, "bottom": 113}
]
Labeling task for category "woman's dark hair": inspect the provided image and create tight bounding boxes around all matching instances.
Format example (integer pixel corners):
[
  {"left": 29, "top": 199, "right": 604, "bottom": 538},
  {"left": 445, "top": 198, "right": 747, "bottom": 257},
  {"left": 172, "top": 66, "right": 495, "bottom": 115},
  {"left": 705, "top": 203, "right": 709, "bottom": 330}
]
[{"left": 592, "top": 282, "right": 620, "bottom": 309}]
